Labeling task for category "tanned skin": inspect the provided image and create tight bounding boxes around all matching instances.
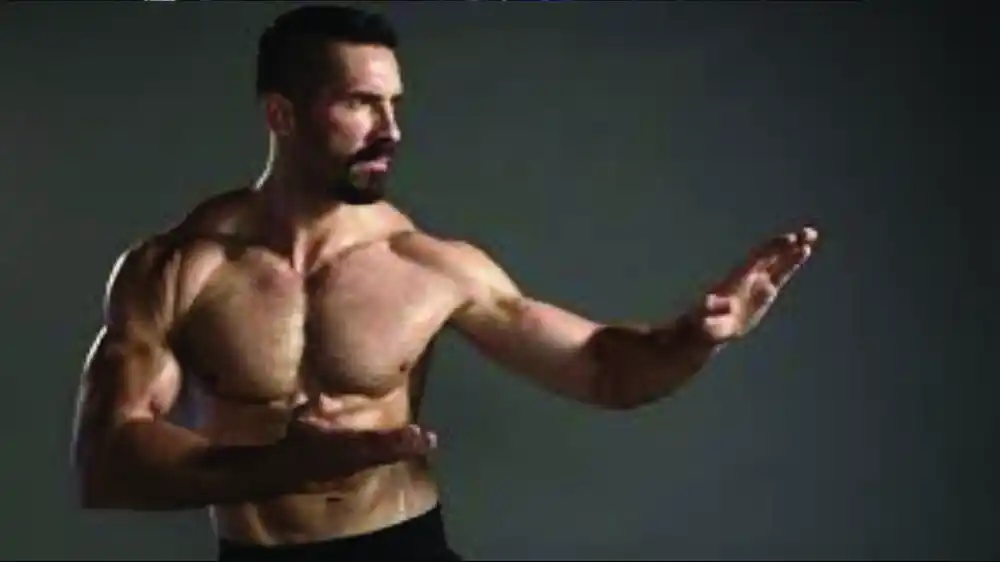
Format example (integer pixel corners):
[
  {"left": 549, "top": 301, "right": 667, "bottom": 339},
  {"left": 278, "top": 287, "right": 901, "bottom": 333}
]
[{"left": 71, "top": 42, "right": 819, "bottom": 546}]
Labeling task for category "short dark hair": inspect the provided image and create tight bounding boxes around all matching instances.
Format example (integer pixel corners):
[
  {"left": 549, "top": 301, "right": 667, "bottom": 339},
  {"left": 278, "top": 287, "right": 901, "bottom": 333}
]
[{"left": 255, "top": 5, "right": 398, "bottom": 101}]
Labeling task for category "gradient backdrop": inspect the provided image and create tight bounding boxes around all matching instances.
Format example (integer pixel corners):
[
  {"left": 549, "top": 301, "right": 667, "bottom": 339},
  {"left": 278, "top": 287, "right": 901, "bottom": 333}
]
[{"left": 1, "top": 1, "right": 995, "bottom": 560}]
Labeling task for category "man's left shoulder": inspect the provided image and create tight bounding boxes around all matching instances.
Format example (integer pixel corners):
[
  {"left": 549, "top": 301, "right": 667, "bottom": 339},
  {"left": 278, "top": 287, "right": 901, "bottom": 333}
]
[
  {"left": 390, "top": 230, "right": 479, "bottom": 264},
  {"left": 390, "top": 231, "right": 497, "bottom": 279}
]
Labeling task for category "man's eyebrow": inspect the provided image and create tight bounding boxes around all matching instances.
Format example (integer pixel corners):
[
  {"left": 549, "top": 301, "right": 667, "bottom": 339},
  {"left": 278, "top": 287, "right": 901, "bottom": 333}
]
[{"left": 343, "top": 89, "right": 404, "bottom": 102}]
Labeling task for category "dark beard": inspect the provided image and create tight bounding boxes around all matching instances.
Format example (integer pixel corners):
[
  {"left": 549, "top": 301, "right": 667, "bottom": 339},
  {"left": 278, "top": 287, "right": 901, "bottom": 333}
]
[
  {"left": 330, "top": 138, "right": 396, "bottom": 205},
  {"left": 330, "top": 169, "right": 389, "bottom": 205}
]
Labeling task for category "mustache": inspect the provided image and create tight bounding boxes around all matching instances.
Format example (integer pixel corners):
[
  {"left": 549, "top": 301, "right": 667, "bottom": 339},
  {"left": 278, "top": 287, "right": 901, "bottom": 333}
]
[{"left": 350, "top": 140, "right": 397, "bottom": 165}]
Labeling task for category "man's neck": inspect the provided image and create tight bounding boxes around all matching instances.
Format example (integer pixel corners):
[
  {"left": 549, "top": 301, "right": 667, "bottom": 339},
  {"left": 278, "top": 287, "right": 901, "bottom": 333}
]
[{"left": 252, "top": 170, "right": 386, "bottom": 272}]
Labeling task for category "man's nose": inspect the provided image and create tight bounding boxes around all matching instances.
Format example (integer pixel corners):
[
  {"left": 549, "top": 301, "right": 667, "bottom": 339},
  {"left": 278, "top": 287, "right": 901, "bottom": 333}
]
[
  {"left": 375, "top": 105, "right": 401, "bottom": 144},
  {"left": 379, "top": 118, "right": 401, "bottom": 145}
]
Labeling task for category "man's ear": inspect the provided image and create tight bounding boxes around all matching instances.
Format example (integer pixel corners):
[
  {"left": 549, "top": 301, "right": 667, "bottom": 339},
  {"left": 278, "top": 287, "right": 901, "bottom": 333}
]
[{"left": 262, "top": 93, "right": 296, "bottom": 138}]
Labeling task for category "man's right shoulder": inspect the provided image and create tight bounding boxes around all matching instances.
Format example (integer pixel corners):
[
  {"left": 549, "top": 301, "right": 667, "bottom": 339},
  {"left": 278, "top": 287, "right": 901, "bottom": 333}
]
[{"left": 105, "top": 188, "right": 254, "bottom": 304}]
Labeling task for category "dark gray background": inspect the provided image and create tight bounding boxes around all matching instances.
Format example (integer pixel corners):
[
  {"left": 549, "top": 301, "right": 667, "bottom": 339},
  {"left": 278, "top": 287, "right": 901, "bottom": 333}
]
[{"left": 2, "top": 1, "right": 995, "bottom": 560}]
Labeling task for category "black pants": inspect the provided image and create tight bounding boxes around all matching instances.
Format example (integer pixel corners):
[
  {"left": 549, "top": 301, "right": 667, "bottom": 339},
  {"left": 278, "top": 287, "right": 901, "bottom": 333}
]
[{"left": 217, "top": 505, "right": 462, "bottom": 561}]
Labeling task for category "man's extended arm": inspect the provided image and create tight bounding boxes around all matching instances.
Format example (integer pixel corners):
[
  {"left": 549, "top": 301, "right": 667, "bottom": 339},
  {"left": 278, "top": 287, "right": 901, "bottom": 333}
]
[
  {"left": 403, "top": 239, "right": 718, "bottom": 410},
  {"left": 413, "top": 229, "right": 815, "bottom": 410}
]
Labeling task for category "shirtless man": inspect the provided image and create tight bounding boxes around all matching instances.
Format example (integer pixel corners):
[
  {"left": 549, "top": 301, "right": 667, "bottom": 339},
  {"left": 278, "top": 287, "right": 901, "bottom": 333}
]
[{"left": 70, "top": 5, "right": 819, "bottom": 561}]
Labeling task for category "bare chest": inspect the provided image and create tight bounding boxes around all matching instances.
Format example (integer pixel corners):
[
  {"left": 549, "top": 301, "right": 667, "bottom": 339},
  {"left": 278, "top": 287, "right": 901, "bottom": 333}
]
[{"left": 175, "top": 246, "right": 464, "bottom": 403}]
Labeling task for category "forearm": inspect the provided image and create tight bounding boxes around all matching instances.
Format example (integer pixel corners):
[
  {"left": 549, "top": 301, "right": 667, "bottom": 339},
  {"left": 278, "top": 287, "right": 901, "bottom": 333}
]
[
  {"left": 587, "top": 315, "right": 721, "bottom": 409},
  {"left": 77, "top": 419, "right": 297, "bottom": 511}
]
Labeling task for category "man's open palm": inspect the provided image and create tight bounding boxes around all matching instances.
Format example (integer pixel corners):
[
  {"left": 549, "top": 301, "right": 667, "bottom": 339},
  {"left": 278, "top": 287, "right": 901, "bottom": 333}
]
[{"left": 692, "top": 226, "right": 819, "bottom": 343}]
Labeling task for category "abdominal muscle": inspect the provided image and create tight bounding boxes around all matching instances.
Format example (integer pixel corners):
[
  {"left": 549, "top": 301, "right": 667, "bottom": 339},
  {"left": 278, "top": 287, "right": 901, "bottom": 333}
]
[{"left": 198, "top": 387, "right": 441, "bottom": 545}]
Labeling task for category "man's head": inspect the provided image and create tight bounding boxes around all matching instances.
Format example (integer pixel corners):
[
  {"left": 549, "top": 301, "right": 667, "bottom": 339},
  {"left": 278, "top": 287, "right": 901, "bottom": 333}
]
[{"left": 256, "top": 6, "right": 402, "bottom": 205}]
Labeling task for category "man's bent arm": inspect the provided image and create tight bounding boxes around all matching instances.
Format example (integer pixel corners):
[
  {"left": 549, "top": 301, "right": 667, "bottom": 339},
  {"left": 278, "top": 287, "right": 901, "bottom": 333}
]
[
  {"left": 71, "top": 239, "right": 300, "bottom": 511},
  {"left": 414, "top": 239, "right": 722, "bottom": 410}
]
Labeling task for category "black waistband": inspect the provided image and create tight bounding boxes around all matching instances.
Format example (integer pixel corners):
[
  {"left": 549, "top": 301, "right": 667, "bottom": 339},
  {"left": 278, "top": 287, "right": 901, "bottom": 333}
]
[{"left": 217, "top": 505, "right": 454, "bottom": 561}]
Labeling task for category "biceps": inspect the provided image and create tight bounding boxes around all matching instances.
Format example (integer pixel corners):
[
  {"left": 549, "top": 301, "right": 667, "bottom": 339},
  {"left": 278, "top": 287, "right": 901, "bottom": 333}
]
[{"left": 75, "top": 328, "right": 181, "bottom": 443}]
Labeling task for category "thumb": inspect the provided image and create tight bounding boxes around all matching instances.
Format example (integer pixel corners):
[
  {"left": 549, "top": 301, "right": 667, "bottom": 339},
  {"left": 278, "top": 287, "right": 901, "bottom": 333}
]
[
  {"left": 288, "top": 394, "right": 334, "bottom": 432},
  {"left": 702, "top": 293, "right": 733, "bottom": 316},
  {"left": 290, "top": 391, "right": 322, "bottom": 417}
]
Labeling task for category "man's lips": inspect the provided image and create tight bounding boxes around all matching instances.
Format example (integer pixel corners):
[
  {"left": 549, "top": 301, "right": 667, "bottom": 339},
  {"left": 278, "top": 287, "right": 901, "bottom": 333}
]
[{"left": 354, "top": 157, "right": 391, "bottom": 172}]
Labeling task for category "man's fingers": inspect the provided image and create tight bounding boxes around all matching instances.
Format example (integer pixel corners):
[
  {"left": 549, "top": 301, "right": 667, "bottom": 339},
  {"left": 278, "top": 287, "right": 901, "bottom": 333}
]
[
  {"left": 767, "top": 226, "right": 818, "bottom": 287},
  {"left": 713, "top": 232, "right": 795, "bottom": 293},
  {"left": 801, "top": 226, "right": 819, "bottom": 245},
  {"left": 290, "top": 392, "right": 326, "bottom": 421},
  {"left": 290, "top": 397, "right": 311, "bottom": 418},
  {"left": 294, "top": 404, "right": 437, "bottom": 457},
  {"left": 767, "top": 245, "right": 808, "bottom": 287},
  {"left": 355, "top": 425, "right": 437, "bottom": 464},
  {"left": 716, "top": 226, "right": 818, "bottom": 293},
  {"left": 294, "top": 406, "right": 339, "bottom": 432},
  {"left": 386, "top": 424, "right": 437, "bottom": 452},
  {"left": 713, "top": 256, "right": 762, "bottom": 294}
]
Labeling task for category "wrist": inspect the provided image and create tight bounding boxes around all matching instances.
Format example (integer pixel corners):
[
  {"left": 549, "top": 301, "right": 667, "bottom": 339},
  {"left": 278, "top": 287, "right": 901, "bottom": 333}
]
[
  {"left": 659, "top": 312, "right": 721, "bottom": 353},
  {"left": 263, "top": 440, "right": 314, "bottom": 491}
]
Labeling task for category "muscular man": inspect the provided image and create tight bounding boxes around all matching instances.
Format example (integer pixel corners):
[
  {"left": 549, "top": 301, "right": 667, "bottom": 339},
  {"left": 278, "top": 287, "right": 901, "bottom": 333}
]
[{"left": 71, "top": 6, "right": 819, "bottom": 561}]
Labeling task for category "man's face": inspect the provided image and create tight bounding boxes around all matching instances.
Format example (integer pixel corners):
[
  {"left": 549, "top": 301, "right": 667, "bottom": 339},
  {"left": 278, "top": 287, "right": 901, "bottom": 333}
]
[{"left": 290, "top": 42, "right": 403, "bottom": 205}]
